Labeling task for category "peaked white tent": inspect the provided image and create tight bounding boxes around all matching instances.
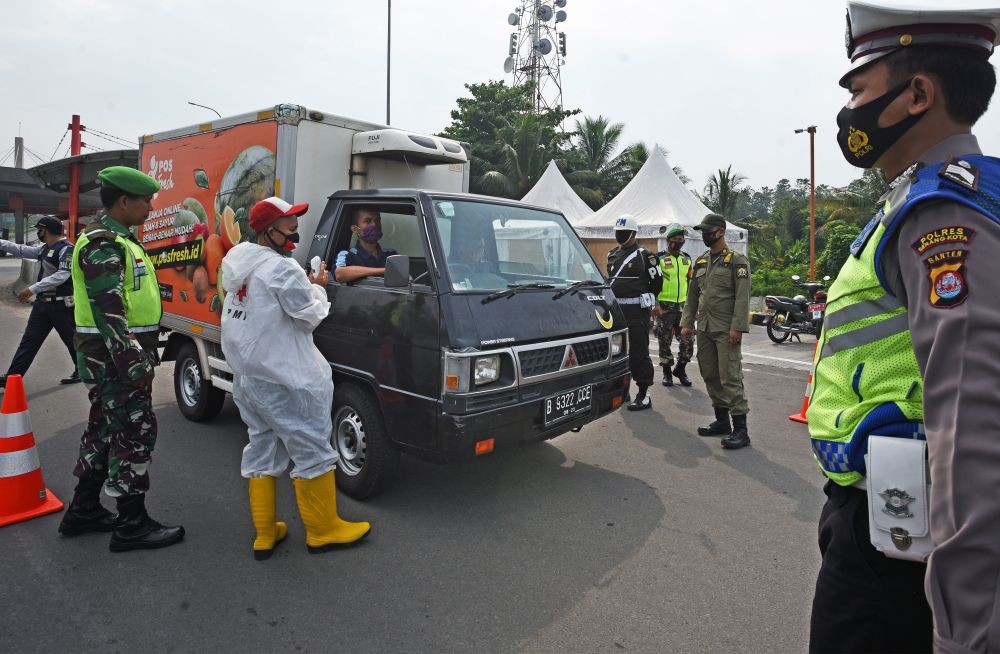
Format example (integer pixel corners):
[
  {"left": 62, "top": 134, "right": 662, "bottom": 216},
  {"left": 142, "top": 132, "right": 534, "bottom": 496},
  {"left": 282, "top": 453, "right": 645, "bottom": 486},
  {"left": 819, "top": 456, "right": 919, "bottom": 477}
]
[
  {"left": 573, "top": 146, "right": 748, "bottom": 255},
  {"left": 520, "top": 160, "right": 593, "bottom": 225}
]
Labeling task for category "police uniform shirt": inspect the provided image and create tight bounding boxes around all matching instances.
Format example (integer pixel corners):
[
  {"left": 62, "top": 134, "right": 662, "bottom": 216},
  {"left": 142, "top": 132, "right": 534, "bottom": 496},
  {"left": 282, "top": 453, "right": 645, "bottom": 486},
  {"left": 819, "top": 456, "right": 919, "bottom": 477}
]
[
  {"left": 878, "top": 133, "right": 1000, "bottom": 650},
  {"left": 680, "top": 248, "right": 751, "bottom": 333},
  {"left": 0, "top": 239, "right": 73, "bottom": 297},
  {"left": 335, "top": 244, "right": 398, "bottom": 270},
  {"left": 607, "top": 243, "right": 662, "bottom": 320}
]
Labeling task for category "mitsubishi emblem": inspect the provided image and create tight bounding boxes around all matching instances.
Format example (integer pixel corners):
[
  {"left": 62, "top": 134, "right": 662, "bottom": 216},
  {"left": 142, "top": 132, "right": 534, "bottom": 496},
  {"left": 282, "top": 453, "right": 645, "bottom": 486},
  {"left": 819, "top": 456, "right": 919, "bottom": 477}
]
[{"left": 561, "top": 345, "right": 578, "bottom": 370}]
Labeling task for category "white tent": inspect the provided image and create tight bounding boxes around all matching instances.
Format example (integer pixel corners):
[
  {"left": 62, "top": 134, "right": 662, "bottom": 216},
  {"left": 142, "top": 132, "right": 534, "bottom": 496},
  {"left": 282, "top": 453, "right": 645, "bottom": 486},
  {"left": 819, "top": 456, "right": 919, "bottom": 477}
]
[
  {"left": 573, "top": 146, "right": 748, "bottom": 255},
  {"left": 520, "top": 159, "right": 594, "bottom": 225}
]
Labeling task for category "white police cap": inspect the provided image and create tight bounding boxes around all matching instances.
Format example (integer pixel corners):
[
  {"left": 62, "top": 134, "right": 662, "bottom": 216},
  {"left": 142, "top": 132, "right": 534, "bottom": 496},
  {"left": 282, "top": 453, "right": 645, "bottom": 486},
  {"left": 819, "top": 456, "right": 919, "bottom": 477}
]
[
  {"left": 841, "top": 0, "right": 1000, "bottom": 87},
  {"left": 614, "top": 214, "right": 638, "bottom": 232}
]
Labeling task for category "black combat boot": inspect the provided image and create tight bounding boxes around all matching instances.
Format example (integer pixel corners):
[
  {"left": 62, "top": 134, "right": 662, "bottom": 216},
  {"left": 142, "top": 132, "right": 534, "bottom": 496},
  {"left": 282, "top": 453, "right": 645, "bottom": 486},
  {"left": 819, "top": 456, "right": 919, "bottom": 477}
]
[
  {"left": 661, "top": 367, "right": 673, "bottom": 387},
  {"left": 672, "top": 363, "right": 693, "bottom": 387},
  {"left": 58, "top": 473, "right": 117, "bottom": 536},
  {"left": 722, "top": 414, "right": 751, "bottom": 450},
  {"left": 697, "top": 407, "right": 732, "bottom": 436},
  {"left": 627, "top": 386, "right": 652, "bottom": 411},
  {"left": 109, "top": 494, "right": 185, "bottom": 553}
]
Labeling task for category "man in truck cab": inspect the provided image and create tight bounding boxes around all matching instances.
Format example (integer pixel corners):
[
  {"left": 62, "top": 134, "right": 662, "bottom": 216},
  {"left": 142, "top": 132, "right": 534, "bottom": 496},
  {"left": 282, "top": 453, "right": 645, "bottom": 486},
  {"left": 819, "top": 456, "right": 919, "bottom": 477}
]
[{"left": 334, "top": 207, "right": 397, "bottom": 282}]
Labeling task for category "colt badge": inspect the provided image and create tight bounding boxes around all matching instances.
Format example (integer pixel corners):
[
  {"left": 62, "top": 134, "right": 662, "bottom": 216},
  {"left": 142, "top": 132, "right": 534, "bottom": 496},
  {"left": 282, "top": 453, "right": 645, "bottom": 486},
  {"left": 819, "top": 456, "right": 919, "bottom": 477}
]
[
  {"left": 890, "top": 527, "right": 912, "bottom": 551},
  {"left": 879, "top": 488, "right": 916, "bottom": 519}
]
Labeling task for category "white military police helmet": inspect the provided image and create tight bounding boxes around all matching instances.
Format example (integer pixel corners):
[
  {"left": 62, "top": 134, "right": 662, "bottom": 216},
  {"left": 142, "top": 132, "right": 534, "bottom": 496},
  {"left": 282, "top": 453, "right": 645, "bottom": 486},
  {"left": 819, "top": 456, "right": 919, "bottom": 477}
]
[{"left": 614, "top": 214, "right": 639, "bottom": 233}]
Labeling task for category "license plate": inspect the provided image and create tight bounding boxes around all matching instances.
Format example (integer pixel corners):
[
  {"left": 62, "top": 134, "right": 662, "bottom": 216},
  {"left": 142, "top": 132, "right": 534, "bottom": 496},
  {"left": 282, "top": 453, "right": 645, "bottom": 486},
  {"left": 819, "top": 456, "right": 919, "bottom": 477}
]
[
  {"left": 812, "top": 311, "right": 823, "bottom": 319},
  {"left": 543, "top": 384, "right": 592, "bottom": 426},
  {"left": 809, "top": 303, "right": 825, "bottom": 320}
]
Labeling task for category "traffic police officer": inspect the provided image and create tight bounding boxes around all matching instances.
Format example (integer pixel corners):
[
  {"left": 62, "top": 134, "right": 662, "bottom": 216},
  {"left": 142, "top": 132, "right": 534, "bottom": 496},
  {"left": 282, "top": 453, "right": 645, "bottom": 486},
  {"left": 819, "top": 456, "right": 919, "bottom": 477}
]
[
  {"left": 0, "top": 216, "right": 80, "bottom": 388},
  {"left": 680, "top": 214, "right": 751, "bottom": 449},
  {"left": 655, "top": 225, "right": 693, "bottom": 387},
  {"left": 807, "top": 3, "right": 1000, "bottom": 652},
  {"left": 58, "top": 166, "right": 184, "bottom": 552},
  {"left": 607, "top": 214, "right": 662, "bottom": 410}
]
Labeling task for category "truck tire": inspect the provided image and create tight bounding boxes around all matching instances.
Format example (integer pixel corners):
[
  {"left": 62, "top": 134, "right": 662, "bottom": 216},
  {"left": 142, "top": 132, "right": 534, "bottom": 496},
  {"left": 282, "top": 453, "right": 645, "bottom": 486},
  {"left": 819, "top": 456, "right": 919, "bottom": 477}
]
[
  {"left": 174, "top": 342, "right": 226, "bottom": 422},
  {"left": 332, "top": 383, "right": 399, "bottom": 500}
]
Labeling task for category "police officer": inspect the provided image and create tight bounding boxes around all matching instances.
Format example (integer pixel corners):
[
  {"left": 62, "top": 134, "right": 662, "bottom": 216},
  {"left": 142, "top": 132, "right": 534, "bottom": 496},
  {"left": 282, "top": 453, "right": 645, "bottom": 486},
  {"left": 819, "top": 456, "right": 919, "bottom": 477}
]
[
  {"left": 57, "top": 166, "right": 184, "bottom": 552},
  {"left": 607, "top": 214, "right": 662, "bottom": 410},
  {"left": 680, "top": 214, "right": 751, "bottom": 449},
  {"left": 808, "top": 3, "right": 1000, "bottom": 652},
  {"left": 655, "top": 225, "right": 694, "bottom": 387},
  {"left": 0, "top": 216, "right": 80, "bottom": 388}
]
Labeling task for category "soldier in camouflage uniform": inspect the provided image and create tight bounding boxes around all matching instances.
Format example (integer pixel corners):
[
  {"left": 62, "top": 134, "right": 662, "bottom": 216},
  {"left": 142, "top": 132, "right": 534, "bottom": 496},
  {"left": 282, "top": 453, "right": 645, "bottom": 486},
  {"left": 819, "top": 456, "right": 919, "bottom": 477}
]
[{"left": 57, "top": 166, "right": 185, "bottom": 552}]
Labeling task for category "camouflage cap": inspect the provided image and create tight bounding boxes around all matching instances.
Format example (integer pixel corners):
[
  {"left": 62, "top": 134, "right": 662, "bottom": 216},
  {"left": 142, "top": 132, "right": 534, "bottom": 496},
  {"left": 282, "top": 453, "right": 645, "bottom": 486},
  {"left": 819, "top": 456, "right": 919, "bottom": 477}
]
[
  {"left": 97, "top": 166, "right": 160, "bottom": 196},
  {"left": 694, "top": 213, "right": 727, "bottom": 231}
]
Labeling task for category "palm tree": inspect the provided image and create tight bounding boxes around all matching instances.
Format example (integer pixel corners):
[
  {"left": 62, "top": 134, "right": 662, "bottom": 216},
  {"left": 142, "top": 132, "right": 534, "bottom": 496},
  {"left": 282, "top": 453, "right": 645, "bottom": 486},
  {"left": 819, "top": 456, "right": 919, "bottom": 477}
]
[
  {"left": 703, "top": 165, "right": 748, "bottom": 220},
  {"left": 476, "top": 113, "right": 555, "bottom": 199}
]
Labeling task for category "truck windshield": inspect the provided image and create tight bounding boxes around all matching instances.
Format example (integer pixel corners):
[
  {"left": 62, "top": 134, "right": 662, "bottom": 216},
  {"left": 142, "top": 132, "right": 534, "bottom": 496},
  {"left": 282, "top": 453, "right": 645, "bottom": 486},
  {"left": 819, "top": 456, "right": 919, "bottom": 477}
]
[{"left": 432, "top": 199, "right": 604, "bottom": 292}]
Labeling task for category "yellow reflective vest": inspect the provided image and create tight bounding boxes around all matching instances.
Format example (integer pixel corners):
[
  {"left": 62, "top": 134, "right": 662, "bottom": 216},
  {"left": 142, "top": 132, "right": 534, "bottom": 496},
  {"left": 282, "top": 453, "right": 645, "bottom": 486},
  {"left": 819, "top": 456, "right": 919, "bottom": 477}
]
[{"left": 657, "top": 251, "right": 691, "bottom": 304}]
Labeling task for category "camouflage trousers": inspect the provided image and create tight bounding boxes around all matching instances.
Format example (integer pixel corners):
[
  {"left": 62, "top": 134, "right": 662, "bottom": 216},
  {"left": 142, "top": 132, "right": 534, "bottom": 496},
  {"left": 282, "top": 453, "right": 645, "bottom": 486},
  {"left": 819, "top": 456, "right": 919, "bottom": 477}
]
[
  {"left": 654, "top": 305, "right": 693, "bottom": 369},
  {"left": 72, "top": 351, "right": 157, "bottom": 497}
]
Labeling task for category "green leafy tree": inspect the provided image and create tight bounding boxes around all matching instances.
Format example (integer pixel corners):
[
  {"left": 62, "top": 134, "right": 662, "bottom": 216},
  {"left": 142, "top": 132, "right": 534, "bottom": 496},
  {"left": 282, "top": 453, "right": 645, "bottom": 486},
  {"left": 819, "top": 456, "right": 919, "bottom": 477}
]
[
  {"left": 477, "top": 113, "right": 560, "bottom": 199},
  {"left": 702, "top": 165, "right": 749, "bottom": 220},
  {"left": 817, "top": 220, "right": 861, "bottom": 279}
]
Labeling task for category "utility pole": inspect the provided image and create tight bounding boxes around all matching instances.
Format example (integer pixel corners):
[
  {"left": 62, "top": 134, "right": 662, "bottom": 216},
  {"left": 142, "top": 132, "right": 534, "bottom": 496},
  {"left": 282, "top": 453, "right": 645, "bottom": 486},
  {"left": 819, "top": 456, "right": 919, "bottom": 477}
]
[
  {"left": 386, "top": 0, "right": 391, "bottom": 125},
  {"left": 795, "top": 125, "right": 817, "bottom": 280},
  {"left": 68, "top": 115, "right": 84, "bottom": 241}
]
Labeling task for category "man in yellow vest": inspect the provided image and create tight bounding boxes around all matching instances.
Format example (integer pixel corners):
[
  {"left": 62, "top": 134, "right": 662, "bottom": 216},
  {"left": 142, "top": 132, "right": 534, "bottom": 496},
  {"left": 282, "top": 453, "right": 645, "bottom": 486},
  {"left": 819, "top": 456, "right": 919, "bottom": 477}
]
[
  {"left": 655, "top": 225, "right": 693, "bottom": 387},
  {"left": 808, "top": 3, "right": 1000, "bottom": 652},
  {"left": 57, "top": 166, "right": 184, "bottom": 552}
]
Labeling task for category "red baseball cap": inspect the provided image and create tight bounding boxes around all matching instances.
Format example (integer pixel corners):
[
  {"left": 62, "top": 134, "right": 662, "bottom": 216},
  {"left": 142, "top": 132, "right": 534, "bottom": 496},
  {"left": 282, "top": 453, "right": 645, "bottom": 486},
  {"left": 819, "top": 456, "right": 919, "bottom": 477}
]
[{"left": 249, "top": 197, "right": 309, "bottom": 232}]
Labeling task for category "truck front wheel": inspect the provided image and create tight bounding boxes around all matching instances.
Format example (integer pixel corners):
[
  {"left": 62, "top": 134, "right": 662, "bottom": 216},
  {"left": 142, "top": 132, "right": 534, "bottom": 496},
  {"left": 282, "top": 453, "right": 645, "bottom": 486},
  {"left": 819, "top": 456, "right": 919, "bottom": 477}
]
[
  {"left": 332, "top": 383, "right": 399, "bottom": 499},
  {"left": 174, "top": 342, "right": 226, "bottom": 422}
]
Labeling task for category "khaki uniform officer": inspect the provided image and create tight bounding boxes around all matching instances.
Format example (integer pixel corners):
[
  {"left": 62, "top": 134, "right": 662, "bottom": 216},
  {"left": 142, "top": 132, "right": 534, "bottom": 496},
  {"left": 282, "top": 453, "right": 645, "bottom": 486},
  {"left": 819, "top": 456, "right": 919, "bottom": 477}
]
[{"left": 680, "top": 213, "right": 751, "bottom": 449}]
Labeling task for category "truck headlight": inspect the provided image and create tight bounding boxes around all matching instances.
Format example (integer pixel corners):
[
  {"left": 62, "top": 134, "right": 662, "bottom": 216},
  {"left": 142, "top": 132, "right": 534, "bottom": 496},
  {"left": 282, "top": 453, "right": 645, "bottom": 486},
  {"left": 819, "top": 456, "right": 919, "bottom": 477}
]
[
  {"left": 611, "top": 333, "right": 624, "bottom": 356},
  {"left": 474, "top": 355, "right": 500, "bottom": 385}
]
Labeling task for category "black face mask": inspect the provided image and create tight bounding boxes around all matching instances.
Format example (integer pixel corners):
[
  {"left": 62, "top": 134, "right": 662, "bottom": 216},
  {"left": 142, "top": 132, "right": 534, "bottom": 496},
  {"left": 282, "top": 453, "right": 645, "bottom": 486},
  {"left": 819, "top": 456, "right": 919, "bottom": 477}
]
[
  {"left": 701, "top": 230, "right": 722, "bottom": 247},
  {"left": 36, "top": 230, "right": 46, "bottom": 242},
  {"left": 836, "top": 79, "right": 925, "bottom": 169},
  {"left": 615, "top": 230, "right": 633, "bottom": 245}
]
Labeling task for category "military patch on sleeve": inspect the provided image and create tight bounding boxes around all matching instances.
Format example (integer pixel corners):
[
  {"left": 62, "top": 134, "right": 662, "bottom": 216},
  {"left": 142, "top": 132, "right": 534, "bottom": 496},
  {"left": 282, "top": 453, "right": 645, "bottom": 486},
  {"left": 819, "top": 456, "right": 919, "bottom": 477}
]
[
  {"left": 735, "top": 264, "right": 749, "bottom": 279},
  {"left": 911, "top": 226, "right": 975, "bottom": 254},
  {"left": 938, "top": 157, "right": 979, "bottom": 192},
  {"left": 924, "top": 249, "right": 969, "bottom": 308}
]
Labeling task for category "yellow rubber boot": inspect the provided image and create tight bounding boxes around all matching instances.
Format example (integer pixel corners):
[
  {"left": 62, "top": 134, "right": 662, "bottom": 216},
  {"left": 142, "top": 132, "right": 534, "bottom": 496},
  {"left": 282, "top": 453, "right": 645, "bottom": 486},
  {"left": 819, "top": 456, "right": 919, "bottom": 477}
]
[
  {"left": 292, "top": 470, "right": 371, "bottom": 553},
  {"left": 248, "top": 476, "right": 288, "bottom": 561}
]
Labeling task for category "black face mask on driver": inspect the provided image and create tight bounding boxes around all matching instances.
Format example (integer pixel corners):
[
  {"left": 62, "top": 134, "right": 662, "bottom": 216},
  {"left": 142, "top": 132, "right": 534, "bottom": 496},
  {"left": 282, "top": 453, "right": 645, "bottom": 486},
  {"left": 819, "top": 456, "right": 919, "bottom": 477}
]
[
  {"left": 615, "top": 230, "right": 634, "bottom": 245},
  {"left": 836, "top": 79, "right": 926, "bottom": 169}
]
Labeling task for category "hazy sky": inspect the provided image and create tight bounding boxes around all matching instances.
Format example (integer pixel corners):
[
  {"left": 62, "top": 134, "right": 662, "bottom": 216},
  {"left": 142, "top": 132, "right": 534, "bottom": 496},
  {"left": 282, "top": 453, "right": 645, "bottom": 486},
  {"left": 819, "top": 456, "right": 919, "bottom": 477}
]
[{"left": 3, "top": 0, "right": 999, "bottom": 195}]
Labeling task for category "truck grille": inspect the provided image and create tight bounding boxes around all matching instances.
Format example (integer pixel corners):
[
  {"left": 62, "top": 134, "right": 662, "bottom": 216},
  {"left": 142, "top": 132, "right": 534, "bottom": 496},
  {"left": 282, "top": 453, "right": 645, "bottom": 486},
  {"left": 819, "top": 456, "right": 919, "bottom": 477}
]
[{"left": 518, "top": 337, "right": 609, "bottom": 377}]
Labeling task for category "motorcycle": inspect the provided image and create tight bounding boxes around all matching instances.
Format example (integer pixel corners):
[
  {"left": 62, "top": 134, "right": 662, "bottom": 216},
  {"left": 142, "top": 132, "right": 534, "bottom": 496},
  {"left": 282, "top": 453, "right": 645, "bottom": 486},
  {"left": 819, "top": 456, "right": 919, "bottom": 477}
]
[{"left": 763, "top": 275, "right": 831, "bottom": 343}]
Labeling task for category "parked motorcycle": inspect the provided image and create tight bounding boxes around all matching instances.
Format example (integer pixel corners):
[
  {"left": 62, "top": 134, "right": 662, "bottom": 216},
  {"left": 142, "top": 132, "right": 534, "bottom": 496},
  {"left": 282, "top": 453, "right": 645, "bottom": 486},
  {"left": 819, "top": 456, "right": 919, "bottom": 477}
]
[{"left": 763, "top": 275, "right": 831, "bottom": 343}]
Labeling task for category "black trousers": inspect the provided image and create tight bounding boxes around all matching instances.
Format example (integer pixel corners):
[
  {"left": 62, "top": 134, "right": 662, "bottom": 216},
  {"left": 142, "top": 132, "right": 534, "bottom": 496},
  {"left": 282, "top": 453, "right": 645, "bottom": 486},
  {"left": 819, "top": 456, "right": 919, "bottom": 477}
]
[
  {"left": 627, "top": 319, "right": 654, "bottom": 388},
  {"left": 6, "top": 300, "right": 77, "bottom": 377},
  {"left": 809, "top": 481, "right": 932, "bottom": 654}
]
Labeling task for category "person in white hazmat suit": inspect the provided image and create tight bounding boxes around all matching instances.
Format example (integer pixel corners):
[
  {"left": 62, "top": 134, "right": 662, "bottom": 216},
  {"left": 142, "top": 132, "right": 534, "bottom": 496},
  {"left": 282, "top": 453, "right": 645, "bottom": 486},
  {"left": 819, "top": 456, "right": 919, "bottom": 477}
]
[{"left": 221, "top": 196, "right": 370, "bottom": 560}]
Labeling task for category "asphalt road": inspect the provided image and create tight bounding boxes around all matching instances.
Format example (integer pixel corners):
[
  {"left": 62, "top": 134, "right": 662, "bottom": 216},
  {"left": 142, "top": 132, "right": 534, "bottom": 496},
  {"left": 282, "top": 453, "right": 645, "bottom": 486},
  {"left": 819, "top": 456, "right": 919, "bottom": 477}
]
[{"left": 0, "top": 256, "right": 826, "bottom": 654}]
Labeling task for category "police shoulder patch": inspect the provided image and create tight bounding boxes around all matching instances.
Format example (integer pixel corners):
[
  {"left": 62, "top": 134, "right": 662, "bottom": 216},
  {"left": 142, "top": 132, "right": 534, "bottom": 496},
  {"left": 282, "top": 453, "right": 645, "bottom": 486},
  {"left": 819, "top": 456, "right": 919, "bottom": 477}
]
[
  {"left": 938, "top": 157, "right": 979, "bottom": 192},
  {"left": 911, "top": 226, "right": 975, "bottom": 254},
  {"left": 735, "top": 264, "right": 749, "bottom": 279},
  {"left": 924, "top": 249, "right": 969, "bottom": 308}
]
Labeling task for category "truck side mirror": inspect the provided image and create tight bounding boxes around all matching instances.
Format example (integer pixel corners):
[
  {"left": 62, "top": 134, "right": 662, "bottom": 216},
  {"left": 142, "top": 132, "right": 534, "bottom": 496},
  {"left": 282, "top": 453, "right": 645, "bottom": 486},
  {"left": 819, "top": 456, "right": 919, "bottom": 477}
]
[{"left": 384, "top": 254, "right": 410, "bottom": 288}]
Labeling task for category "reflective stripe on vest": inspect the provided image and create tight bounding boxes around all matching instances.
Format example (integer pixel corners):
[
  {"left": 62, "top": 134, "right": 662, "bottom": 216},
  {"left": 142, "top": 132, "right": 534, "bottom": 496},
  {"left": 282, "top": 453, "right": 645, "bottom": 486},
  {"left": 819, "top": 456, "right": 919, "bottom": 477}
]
[
  {"left": 72, "top": 223, "right": 162, "bottom": 334},
  {"left": 807, "top": 157, "right": 1000, "bottom": 485}
]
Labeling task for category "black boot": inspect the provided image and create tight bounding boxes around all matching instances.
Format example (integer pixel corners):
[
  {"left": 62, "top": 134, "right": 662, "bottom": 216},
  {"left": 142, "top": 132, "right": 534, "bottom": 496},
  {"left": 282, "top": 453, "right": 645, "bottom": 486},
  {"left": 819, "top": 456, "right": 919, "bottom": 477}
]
[
  {"left": 697, "top": 407, "right": 732, "bottom": 436},
  {"left": 661, "top": 367, "right": 673, "bottom": 387},
  {"left": 627, "top": 386, "right": 652, "bottom": 411},
  {"left": 672, "top": 363, "right": 693, "bottom": 387},
  {"left": 58, "top": 474, "right": 117, "bottom": 536},
  {"left": 109, "top": 494, "right": 185, "bottom": 553},
  {"left": 722, "top": 414, "right": 751, "bottom": 449}
]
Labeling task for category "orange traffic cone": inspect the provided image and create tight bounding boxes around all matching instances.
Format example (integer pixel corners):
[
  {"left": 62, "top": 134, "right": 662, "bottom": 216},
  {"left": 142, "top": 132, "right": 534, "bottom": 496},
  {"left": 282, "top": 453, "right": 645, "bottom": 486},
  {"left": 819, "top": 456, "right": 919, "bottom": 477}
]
[
  {"left": 789, "top": 342, "right": 819, "bottom": 425},
  {"left": 0, "top": 374, "right": 63, "bottom": 527}
]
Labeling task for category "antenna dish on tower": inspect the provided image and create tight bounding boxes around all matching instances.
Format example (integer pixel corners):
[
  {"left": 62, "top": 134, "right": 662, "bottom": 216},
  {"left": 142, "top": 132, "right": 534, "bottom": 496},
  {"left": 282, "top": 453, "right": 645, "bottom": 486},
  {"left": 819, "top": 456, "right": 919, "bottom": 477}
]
[
  {"left": 503, "top": 56, "right": 515, "bottom": 73},
  {"left": 536, "top": 38, "right": 552, "bottom": 55},
  {"left": 556, "top": 10, "right": 567, "bottom": 22},
  {"left": 554, "top": 0, "right": 567, "bottom": 7},
  {"left": 502, "top": 0, "right": 568, "bottom": 114},
  {"left": 536, "top": 4, "right": 553, "bottom": 21},
  {"left": 507, "top": 12, "right": 519, "bottom": 26}
]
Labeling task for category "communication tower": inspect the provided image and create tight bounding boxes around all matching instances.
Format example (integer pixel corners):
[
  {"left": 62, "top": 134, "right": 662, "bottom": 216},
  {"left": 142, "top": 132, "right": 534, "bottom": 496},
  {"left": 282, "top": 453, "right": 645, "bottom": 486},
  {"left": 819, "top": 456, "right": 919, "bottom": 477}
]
[{"left": 503, "top": 0, "right": 568, "bottom": 113}]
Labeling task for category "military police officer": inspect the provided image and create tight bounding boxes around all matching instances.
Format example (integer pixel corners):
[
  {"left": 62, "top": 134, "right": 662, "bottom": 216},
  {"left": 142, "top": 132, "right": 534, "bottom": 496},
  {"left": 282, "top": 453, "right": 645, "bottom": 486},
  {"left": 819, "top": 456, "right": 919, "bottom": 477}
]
[
  {"left": 0, "top": 216, "right": 80, "bottom": 388},
  {"left": 680, "top": 214, "right": 751, "bottom": 449},
  {"left": 808, "top": 3, "right": 1000, "bottom": 652},
  {"left": 655, "top": 225, "right": 694, "bottom": 387},
  {"left": 607, "top": 214, "right": 662, "bottom": 410},
  {"left": 58, "top": 166, "right": 184, "bottom": 552}
]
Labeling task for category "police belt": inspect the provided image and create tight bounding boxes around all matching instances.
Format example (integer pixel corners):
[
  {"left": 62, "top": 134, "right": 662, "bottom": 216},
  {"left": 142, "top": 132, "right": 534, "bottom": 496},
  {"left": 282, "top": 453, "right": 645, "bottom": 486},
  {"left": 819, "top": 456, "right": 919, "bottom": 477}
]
[
  {"left": 34, "top": 295, "right": 71, "bottom": 302},
  {"left": 617, "top": 297, "right": 643, "bottom": 305},
  {"left": 658, "top": 301, "right": 683, "bottom": 309}
]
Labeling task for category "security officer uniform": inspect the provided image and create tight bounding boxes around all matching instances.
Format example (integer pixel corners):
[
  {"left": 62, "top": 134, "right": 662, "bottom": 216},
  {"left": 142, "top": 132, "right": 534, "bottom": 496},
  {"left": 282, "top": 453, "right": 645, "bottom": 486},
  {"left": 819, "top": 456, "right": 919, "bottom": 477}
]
[
  {"left": 58, "top": 165, "right": 184, "bottom": 552},
  {"left": 808, "top": 4, "right": 1000, "bottom": 653},
  {"left": 680, "top": 214, "right": 751, "bottom": 448},
  {"left": 655, "top": 225, "right": 694, "bottom": 387},
  {"left": 0, "top": 216, "right": 79, "bottom": 387},
  {"left": 607, "top": 214, "right": 662, "bottom": 410}
]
